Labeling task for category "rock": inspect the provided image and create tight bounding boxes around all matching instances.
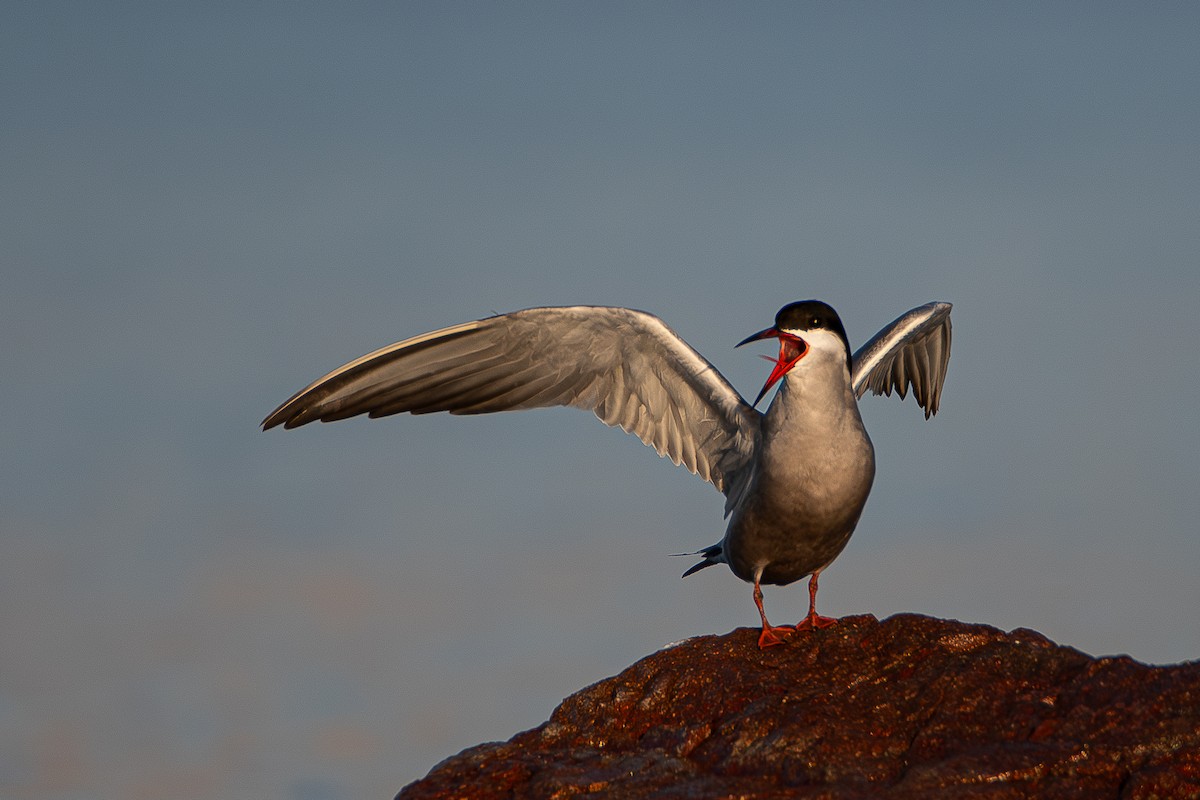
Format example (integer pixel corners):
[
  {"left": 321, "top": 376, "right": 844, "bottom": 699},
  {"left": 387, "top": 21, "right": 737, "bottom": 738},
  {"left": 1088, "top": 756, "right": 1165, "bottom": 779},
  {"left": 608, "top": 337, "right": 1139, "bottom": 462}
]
[{"left": 396, "top": 614, "right": 1200, "bottom": 799}]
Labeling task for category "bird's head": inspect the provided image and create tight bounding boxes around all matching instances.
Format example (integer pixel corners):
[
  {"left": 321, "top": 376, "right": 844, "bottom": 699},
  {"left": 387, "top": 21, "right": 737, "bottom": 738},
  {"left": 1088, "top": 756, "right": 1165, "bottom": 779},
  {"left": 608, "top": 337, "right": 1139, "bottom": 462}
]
[{"left": 737, "top": 300, "right": 852, "bottom": 407}]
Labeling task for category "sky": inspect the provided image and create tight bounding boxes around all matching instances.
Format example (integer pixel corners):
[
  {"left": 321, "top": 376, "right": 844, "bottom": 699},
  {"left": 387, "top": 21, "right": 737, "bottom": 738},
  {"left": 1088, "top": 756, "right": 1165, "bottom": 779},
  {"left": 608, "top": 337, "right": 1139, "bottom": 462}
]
[{"left": 3, "top": 3, "right": 1199, "bottom": 798}]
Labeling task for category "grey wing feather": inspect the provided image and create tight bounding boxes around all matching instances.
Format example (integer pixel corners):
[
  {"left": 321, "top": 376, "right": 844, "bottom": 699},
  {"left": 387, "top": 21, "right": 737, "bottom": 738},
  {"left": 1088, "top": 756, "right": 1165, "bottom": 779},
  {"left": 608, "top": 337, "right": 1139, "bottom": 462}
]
[
  {"left": 262, "top": 306, "right": 762, "bottom": 498},
  {"left": 851, "top": 302, "right": 953, "bottom": 419}
]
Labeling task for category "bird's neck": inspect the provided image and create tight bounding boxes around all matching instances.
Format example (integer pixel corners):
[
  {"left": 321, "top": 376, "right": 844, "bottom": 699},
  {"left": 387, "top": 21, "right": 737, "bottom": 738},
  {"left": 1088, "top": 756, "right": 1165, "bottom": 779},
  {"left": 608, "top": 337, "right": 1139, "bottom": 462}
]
[{"left": 764, "top": 352, "right": 858, "bottom": 434}]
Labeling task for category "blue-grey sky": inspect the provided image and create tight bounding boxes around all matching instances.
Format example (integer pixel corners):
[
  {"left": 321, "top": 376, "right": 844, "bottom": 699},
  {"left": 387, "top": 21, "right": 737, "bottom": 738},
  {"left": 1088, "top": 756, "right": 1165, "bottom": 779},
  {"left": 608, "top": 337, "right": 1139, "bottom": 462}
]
[{"left": 3, "top": 3, "right": 1199, "bottom": 798}]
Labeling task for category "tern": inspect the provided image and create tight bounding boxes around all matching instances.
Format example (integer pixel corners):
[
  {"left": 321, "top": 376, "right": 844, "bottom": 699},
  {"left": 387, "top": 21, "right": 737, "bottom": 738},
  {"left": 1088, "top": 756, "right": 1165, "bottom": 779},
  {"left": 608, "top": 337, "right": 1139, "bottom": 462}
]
[{"left": 263, "top": 300, "right": 952, "bottom": 648}]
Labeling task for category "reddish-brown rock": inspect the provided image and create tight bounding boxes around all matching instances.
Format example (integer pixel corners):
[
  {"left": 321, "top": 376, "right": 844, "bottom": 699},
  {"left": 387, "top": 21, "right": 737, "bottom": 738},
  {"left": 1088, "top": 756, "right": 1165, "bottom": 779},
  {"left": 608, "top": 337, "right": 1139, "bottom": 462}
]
[{"left": 396, "top": 614, "right": 1200, "bottom": 799}]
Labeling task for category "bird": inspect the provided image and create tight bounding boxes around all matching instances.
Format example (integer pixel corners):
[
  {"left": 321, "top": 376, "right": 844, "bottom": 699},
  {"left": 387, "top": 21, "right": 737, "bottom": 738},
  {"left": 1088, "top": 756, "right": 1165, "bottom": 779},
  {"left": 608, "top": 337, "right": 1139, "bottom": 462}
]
[{"left": 262, "top": 300, "right": 952, "bottom": 648}]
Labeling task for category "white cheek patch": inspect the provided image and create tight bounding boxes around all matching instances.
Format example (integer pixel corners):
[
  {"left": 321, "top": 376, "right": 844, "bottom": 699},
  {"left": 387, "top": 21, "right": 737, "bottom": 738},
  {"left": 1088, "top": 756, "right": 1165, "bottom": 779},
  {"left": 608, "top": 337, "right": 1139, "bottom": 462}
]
[
  {"left": 782, "top": 328, "right": 846, "bottom": 361},
  {"left": 808, "top": 329, "right": 848, "bottom": 356}
]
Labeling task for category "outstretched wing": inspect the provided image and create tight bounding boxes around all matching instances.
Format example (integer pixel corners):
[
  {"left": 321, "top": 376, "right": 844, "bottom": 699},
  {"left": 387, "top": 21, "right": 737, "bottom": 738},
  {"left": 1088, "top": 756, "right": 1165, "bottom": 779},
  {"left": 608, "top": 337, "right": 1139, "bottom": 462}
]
[
  {"left": 851, "top": 302, "right": 953, "bottom": 419},
  {"left": 263, "top": 306, "right": 762, "bottom": 497}
]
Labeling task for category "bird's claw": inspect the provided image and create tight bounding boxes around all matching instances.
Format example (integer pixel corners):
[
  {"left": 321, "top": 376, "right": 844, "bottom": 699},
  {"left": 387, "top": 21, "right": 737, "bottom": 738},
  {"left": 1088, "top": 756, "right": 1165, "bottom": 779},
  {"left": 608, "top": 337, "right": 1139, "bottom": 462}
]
[
  {"left": 757, "top": 625, "right": 797, "bottom": 648},
  {"left": 795, "top": 613, "right": 836, "bottom": 632}
]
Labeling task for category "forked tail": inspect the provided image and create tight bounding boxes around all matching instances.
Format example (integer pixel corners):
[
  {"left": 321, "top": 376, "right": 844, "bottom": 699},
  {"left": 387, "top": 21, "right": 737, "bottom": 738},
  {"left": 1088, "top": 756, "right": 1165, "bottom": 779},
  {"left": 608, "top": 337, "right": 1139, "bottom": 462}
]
[{"left": 674, "top": 543, "right": 725, "bottom": 578}]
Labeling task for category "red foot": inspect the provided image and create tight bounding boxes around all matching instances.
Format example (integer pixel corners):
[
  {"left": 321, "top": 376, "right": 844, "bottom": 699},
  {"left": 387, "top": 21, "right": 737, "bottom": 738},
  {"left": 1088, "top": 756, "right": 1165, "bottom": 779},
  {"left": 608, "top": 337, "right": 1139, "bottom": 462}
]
[
  {"left": 794, "top": 612, "right": 837, "bottom": 632},
  {"left": 758, "top": 625, "right": 796, "bottom": 649}
]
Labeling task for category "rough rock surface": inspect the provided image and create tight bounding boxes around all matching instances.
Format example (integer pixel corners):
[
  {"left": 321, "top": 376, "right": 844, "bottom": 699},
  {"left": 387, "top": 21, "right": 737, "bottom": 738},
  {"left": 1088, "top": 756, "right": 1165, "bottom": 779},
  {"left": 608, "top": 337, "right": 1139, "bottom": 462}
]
[{"left": 396, "top": 614, "right": 1200, "bottom": 799}]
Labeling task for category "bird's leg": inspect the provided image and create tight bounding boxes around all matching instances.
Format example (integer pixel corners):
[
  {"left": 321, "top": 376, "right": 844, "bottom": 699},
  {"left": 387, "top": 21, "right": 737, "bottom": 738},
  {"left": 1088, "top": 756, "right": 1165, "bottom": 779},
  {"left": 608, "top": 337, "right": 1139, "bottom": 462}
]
[
  {"left": 753, "top": 576, "right": 795, "bottom": 648},
  {"left": 794, "top": 571, "right": 836, "bottom": 631}
]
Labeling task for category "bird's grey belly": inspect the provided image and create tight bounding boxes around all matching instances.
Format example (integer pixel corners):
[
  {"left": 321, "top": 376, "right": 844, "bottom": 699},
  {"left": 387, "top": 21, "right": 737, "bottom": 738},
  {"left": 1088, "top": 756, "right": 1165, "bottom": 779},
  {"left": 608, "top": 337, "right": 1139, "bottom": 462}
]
[{"left": 724, "top": 439, "right": 875, "bottom": 587}]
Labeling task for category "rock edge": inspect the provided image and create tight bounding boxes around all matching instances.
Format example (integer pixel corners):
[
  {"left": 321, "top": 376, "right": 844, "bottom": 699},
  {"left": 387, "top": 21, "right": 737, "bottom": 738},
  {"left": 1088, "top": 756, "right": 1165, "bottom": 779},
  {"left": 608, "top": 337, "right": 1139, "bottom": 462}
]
[{"left": 397, "top": 614, "right": 1200, "bottom": 799}]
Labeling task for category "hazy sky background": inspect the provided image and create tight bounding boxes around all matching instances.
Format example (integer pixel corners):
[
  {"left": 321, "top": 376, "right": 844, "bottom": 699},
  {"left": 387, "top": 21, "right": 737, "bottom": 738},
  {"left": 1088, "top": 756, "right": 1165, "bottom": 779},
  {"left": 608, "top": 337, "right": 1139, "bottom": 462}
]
[{"left": 3, "top": 3, "right": 1199, "bottom": 798}]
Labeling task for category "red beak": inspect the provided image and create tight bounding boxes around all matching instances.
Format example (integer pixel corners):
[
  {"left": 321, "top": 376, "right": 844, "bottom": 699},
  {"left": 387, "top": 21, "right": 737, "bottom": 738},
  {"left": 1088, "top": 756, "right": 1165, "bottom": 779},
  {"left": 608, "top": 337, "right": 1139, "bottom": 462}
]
[{"left": 736, "top": 327, "right": 809, "bottom": 407}]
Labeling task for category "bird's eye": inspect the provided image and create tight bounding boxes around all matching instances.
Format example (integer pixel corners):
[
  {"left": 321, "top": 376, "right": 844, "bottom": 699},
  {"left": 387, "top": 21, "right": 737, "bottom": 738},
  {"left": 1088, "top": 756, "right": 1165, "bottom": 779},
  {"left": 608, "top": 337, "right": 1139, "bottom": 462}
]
[{"left": 811, "top": 318, "right": 820, "bottom": 327}]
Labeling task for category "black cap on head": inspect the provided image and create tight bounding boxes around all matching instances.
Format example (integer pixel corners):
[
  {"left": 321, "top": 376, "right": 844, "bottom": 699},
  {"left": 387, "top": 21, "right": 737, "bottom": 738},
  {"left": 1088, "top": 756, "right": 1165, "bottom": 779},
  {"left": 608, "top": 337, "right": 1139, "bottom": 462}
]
[{"left": 775, "top": 300, "right": 851, "bottom": 369}]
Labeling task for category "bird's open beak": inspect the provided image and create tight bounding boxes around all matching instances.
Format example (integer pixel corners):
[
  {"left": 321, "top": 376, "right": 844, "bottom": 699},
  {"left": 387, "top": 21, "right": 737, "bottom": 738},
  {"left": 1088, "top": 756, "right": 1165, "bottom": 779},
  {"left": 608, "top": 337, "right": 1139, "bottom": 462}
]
[{"left": 737, "top": 327, "right": 809, "bottom": 407}]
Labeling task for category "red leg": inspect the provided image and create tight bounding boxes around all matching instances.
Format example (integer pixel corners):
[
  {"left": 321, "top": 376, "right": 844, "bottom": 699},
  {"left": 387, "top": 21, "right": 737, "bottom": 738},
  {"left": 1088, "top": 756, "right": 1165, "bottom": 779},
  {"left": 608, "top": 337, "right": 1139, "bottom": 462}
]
[
  {"left": 794, "top": 571, "right": 836, "bottom": 631},
  {"left": 754, "top": 576, "right": 795, "bottom": 648}
]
